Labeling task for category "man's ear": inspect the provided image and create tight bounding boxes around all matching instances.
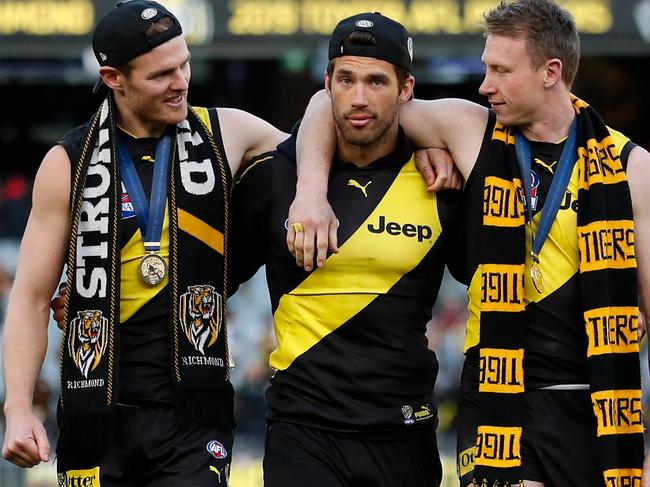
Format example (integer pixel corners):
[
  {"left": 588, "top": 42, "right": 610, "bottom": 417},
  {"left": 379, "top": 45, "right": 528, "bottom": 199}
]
[
  {"left": 324, "top": 71, "right": 332, "bottom": 97},
  {"left": 399, "top": 76, "right": 415, "bottom": 104},
  {"left": 543, "top": 58, "right": 563, "bottom": 88},
  {"left": 99, "top": 66, "right": 123, "bottom": 91}
]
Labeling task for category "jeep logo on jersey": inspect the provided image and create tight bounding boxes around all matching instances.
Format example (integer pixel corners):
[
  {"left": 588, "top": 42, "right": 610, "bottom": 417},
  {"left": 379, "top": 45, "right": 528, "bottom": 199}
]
[
  {"left": 207, "top": 440, "right": 228, "bottom": 460},
  {"left": 368, "top": 216, "right": 432, "bottom": 242}
]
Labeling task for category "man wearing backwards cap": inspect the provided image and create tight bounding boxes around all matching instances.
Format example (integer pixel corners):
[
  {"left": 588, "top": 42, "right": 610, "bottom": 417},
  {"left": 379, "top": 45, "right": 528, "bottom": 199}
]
[
  {"left": 229, "top": 12, "right": 462, "bottom": 487},
  {"left": 1, "top": 1, "right": 289, "bottom": 484}
]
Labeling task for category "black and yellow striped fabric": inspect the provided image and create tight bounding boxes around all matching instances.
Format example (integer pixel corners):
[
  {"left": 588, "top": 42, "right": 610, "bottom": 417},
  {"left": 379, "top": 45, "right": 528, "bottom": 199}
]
[
  {"left": 232, "top": 130, "right": 463, "bottom": 433},
  {"left": 464, "top": 98, "right": 643, "bottom": 486},
  {"left": 464, "top": 121, "right": 636, "bottom": 388}
]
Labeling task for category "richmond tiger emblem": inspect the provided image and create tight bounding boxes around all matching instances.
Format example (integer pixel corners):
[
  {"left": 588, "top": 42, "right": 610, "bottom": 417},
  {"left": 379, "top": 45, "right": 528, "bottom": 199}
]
[
  {"left": 68, "top": 310, "right": 108, "bottom": 378},
  {"left": 179, "top": 285, "right": 222, "bottom": 354}
]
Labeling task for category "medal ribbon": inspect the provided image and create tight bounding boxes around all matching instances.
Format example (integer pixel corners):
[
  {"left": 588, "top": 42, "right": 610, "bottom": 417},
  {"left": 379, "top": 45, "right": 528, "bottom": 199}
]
[
  {"left": 118, "top": 134, "right": 171, "bottom": 252},
  {"left": 515, "top": 119, "right": 578, "bottom": 275}
]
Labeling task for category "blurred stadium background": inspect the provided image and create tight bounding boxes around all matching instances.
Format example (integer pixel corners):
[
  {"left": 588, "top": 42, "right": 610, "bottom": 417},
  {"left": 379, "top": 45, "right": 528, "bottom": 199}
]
[{"left": 1, "top": 0, "right": 650, "bottom": 485}]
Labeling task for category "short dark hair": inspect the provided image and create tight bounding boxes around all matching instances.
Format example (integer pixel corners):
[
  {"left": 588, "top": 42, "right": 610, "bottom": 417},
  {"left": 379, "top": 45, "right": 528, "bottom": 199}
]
[
  {"left": 483, "top": 0, "right": 580, "bottom": 86},
  {"left": 326, "top": 31, "right": 411, "bottom": 93}
]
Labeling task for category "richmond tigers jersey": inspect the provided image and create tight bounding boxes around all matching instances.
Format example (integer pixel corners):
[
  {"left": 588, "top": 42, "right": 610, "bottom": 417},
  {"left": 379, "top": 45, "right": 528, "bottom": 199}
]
[
  {"left": 462, "top": 111, "right": 636, "bottom": 388},
  {"left": 232, "top": 129, "right": 464, "bottom": 433},
  {"left": 59, "top": 107, "right": 227, "bottom": 403}
]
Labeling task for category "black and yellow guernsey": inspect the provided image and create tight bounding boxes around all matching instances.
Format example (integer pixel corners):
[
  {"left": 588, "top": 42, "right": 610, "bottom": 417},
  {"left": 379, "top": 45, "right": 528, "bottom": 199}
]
[
  {"left": 59, "top": 107, "right": 228, "bottom": 405},
  {"left": 462, "top": 110, "right": 637, "bottom": 389},
  {"left": 232, "top": 128, "right": 463, "bottom": 435}
]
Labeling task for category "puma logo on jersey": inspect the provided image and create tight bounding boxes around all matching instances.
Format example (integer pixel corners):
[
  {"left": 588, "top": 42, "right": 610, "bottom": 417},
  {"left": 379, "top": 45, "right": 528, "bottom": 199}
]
[
  {"left": 209, "top": 464, "right": 230, "bottom": 485},
  {"left": 209, "top": 466, "right": 222, "bottom": 482},
  {"left": 348, "top": 179, "right": 372, "bottom": 197},
  {"left": 535, "top": 157, "right": 557, "bottom": 173},
  {"left": 367, "top": 215, "right": 432, "bottom": 242}
]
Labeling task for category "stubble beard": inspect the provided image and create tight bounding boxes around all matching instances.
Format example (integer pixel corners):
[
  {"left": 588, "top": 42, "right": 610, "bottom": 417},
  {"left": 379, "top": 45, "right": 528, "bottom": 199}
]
[
  {"left": 133, "top": 92, "right": 188, "bottom": 130},
  {"left": 332, "top": 103, "right": 398, "bottom": 149}
]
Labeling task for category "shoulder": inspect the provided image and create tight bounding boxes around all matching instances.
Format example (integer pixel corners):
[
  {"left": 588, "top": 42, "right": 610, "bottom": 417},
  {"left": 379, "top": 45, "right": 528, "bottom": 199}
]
[
  {"left": 627, "top": 145, "right": 650, "bottom": 178},
  {"left": 605, "top": 126, "right": 638, "bottom": 171},
  {"left": 234, "top": 150, "right": 278, "bottom": 187},
  {"left": 32, "top": 145, "right": 71, "bottom": 210},
  {"left": 606, "top": 126, "right": 633, "bottom": 153},
  {"left": 58, "top": 122, "right": 90, "bottom": 164},
  {"left": 190, "top": 105, "right": 211, "bottom": 127}
]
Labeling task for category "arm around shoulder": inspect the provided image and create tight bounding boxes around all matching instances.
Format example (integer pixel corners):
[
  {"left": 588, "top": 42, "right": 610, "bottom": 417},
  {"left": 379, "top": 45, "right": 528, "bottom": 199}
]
[
  {"left": 399, "top": 98, "right": 488, "bottom": 180},
  {"left": 289, "top": 89, "right": 339, "bottom": 270}
]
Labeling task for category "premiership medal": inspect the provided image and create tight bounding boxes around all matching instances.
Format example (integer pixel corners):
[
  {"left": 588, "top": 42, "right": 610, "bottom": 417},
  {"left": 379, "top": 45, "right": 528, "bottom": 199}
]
[
  {"left": 515, "top": 121, "right": 577, "bottom": 297},
  {"left": 530, "top": 261, "right": 544, "bottom": 294},
  {"left": 139, "top": 253, "right": 167, "bottom": 286},
  {"left": 119, "top": 133, "right": 172, "bottom": 287}
]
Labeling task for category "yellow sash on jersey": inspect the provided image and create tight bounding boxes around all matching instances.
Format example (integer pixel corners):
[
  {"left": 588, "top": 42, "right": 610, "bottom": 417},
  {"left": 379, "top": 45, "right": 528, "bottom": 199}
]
[{"left": 271, "top": 157, "right": 440, "bottom": 370}]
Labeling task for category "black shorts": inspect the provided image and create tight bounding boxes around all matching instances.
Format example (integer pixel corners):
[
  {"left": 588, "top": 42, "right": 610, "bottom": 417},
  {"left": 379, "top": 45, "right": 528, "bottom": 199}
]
[
  {"left": 57, "top": 405, "right": 234, "bottom": 487},
  {"left": 264, "top": 421, "right": 442, "bottom": 487},
  {"left": 456, "top": 388, "right": 601, "bottom": 486}
]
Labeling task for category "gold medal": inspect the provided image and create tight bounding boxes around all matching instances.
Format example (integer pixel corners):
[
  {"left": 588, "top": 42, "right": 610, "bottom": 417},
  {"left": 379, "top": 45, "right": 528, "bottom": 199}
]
[
  {"left": 139, "top": 253, "right": 167, "bottom": 286},
  {"left": 530, "top": 262, "right": 544, "bottom": 293}
]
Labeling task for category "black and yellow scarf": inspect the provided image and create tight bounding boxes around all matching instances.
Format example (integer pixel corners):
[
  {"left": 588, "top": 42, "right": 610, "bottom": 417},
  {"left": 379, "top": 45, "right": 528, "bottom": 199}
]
[
  {"left": 474, "top": 97, "right": 643, "bottom": 486},
  {"left": 57, "top": 95, "right": 233, "bottom": 466}
]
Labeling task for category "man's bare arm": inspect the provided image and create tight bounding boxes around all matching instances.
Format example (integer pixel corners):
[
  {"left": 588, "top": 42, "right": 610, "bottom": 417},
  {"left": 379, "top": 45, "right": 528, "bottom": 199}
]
[
  {"left": 288, "top": 90, "right": 339, "bottom": 270},
  {"left": 216, "top": 108, "right": 288, "bottom": 177},
  {"left": 627, "top": 146, "right": 650, "bottom": 329},
  {"left": 399, "top": 98, "right": 489, "bottom": 181},
  {"left": 627, "top": 146, "right": 650, "bottom": 487},
  {"left": 2, "top": 146, "right": 71, "bottom": 467}
]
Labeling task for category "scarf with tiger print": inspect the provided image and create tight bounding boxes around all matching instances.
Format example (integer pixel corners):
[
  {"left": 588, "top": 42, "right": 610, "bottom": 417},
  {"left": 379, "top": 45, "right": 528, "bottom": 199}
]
[
  {"left": 472, "top": 96, "right": 643, "bottom": 486},
  {"left": 58, "top": 94, "right": 234, "bottom": 466}
]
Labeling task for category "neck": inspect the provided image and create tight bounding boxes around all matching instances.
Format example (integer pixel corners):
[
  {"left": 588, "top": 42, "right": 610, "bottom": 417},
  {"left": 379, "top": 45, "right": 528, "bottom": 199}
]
[
  {"left": 116, "top": 117, "right": 167, "bottom": 139},
  {"left": 336, "top": 124, "right": 399, "bottom": 167},
  {"left": 114, "top": 102, "right": 167, "bottom": 138},
  {"left": 519, "top": 92, "right": 575, "bottom": 143}
]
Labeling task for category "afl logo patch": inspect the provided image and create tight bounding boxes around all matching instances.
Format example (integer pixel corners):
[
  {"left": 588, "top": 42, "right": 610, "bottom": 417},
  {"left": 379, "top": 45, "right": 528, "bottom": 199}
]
[
  {"left": 207, "top": 440, "right": 228, "bottom": 460},
  {"left": 121, "top": 187, "right": 136, "bottom": 220},
  {"left": 355, "top": 20, "right": 374, "bottom": 28},
  {"left": 407, "top": 37, "right": 414, "bottom": 61},
  {"left": 529, "top": 169, "right": 540, "bottom": 212},
  {"left": 141, "top": 8, "right": 158, "bottom": 20}
]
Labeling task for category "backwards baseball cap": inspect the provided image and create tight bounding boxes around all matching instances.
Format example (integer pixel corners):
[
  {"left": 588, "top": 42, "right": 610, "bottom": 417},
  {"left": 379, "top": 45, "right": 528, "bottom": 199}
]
[
  {"left": 328, "top": 12, "right": 413, "bottom": 72},
  {"left": 92, "top": 0, "right": 182, "bottom": 67}
]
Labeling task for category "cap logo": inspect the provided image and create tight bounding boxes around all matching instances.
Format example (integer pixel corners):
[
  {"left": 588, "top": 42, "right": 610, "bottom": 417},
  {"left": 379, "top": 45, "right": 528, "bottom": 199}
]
[
  {"left": 407, "top": 37, "right": 414, "bottom": 61},
  {"left": 141, "top": 7, "right": 158, "bottom": 20},
  {"left": 99, "top": 52, "right": 107, "bottom": 61},
  {"left": 355, "top": 20, "right": 374, "bottom": 28}
]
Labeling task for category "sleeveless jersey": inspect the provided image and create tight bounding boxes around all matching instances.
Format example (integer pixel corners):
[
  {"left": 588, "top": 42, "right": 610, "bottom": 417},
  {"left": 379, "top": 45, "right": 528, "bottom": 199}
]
[
  {"left": 232, "top": 129, "right": 464, "bottom": 434},
  {"left": 462, "top": 111, "right": 635, "bottom": 388},
  {"left": 59, "top": 107, "right": 229, "bottom": 403}
]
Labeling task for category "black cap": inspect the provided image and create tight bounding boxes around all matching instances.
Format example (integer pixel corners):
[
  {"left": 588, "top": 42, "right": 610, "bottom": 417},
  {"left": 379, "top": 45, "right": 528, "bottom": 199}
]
[
  {"left": 328, "top": 12, "right": 413, "bottom": 72},
  {"left": 92, "top": 0, "right": 183, "bottom": 67}
]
